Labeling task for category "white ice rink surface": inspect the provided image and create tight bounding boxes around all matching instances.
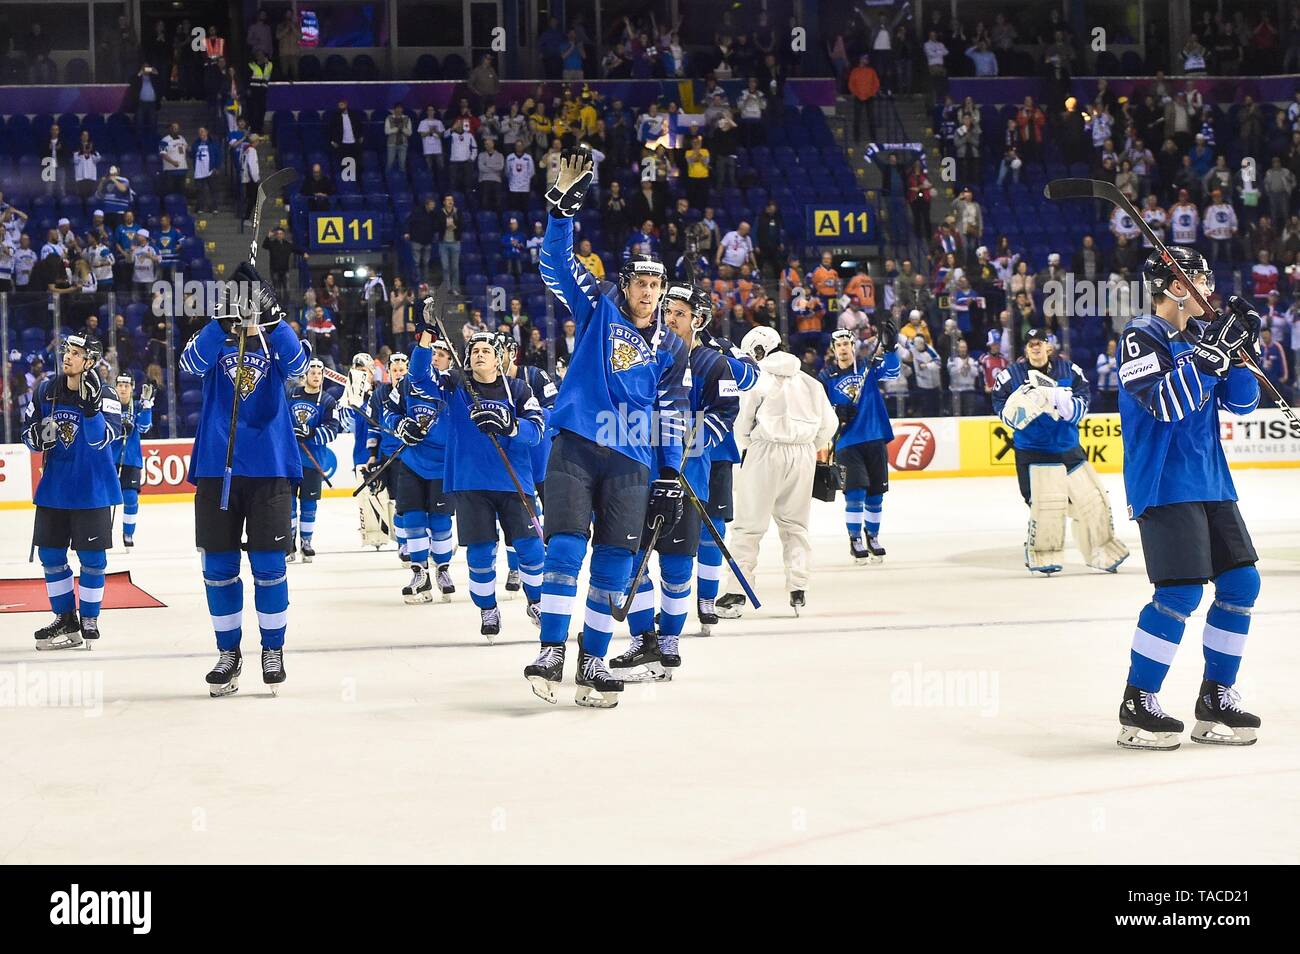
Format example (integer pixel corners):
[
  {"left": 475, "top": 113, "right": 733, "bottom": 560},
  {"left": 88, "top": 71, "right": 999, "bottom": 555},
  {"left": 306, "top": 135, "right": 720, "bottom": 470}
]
[{"left": 2, "top": 469, "right": 1298, "bottom": 865}]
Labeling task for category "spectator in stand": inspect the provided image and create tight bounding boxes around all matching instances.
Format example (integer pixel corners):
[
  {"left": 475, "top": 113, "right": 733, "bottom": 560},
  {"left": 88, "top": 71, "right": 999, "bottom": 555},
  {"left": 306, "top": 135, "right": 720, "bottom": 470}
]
[
  {"left": 404, "top": 196, "right": 437, "bottom": 285},
  {"left": 1264, "top": 156, "right": 1296, "bottom": 226},
  {"left": 629, "top": 180, "right": 666, "bottom": 228},
  {"left": 1258, "top": 327, "right": 1290, "bottom": 401},
  {"left": 239, "top": 134, "right": 262, "bottom": 223},
  {"left": 158, "top": 122, "right": 188, "bottom": 196},
  {"left": 263, "top": 227, "right": 294, "bottom": 302},
  {"left": 954, "top": 111, "right": 981, "bottom": 185},
  {"left": 433, "top": 194, "right": 463, "bottom": 295},
  {"left": 417, "top": 106, "right": 447, "bottom": 187},
  {"left": 754, "top": 199, "right": 785, "bottom": 278},
  {"left": 504, "top": 140, "right": 535, "bottom": 213},
  {"left": 948, "top": 340, "right": 979, "bottom": 415},
  {"left": 386, "top": 279, "right": 414, "bottom": 352},
  {"left": 978, "top": 334, "right": 1008, "bottom": 410},
  {"left": 384, "top": 104, "right": 412, "bottom": 173},
  {"left": 845, "top": 263, "right": 875, "bottom": 314},
  {"left": 736, "top": 78, "right": 768, "bottom": 148},
  {"left": 906, "top": 336, "right": 942, "bottom": 416},
  {"left": 908, "top": 161, "right": 935, "bottom": 240},
  {"left": 130, "top": 229, "right": 160, "bottom": 300},
  {"left": 39, "top": 123, "right": 72, "bottom": 198},
  {"left": 848, "top": 54, "right": 880, "bottom": 143},
  {"left": 966, "top": 39, "right": 998, "bottom": 76},
  {"left": 683, "top": 134, "right": 710, "bottom": 211},
  {"left": 328, "top": 99, "right": 364, "bottom": 173},
  {"left": 899, "top": 309, "right": 934, "bottom": 347},
  {"left": 951, "top": 188, "right": 983, "bottom": 268},
  {"left": 500, "top": 217, "right": 527, "bottom": 278},
  {"left": 71, "top": 132, "right": 102, "bottom": 200},
  {"left": 306, "top": 305, "right": 338, "bottom": 369},
  {"left": 190, "top": 127, "right": 219, "bottom": 214},
  {"left": 476, "top": 137, "right": 505, "bottom": 211},
  {"left": 467, "top": 54, "right": 500, "bottom": 110},
  {"left": 446, "top": 119, "right": 479, "bottom": 194},
  {"left": 501, "top": 297, "right": 532, "bottom": 349},
  {"left": 130, "top": 63, "right": 162, "bottom": 138},
  {"left": 276, "top": 9, "right": 301, "bottom": 80},
  {"left": 1094, "top": 338, "right": 1120, "bottom": 412},
  {"left": 1252, "top": 250, "right": 1280, "bottom": 301},
  {"left": 1203, "top": 189, "right": 1239, "bottom": 263},
  {"left": 304, "top": 162, "right": 336, "bottom": 213},
  {"left": 717, "top": 222, "right": 755, "bottom": 280},
  {"left": 556, "top": 318, "right": 578, "bottom": 364},
  {"left": 153, "top": 213, "right": 183, "bottom": 281},
  {"left": 561, "top": 29, "right": 586, "bottom": 80},
  {"left": 1016, "top": 97, "right": 1047, "bottom": 169},
  {"left": 837, "top": 298, "right": 871, "bottom": 334},
  {"left": 575, "top": 238, "right": 605, "bottom": 280}
]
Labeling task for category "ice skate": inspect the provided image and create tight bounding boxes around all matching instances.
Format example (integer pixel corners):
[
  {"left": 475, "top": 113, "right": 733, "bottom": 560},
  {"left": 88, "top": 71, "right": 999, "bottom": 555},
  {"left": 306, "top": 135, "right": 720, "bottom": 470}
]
[
  {"left": 865, "top": 534, "right": 885, "bottom": 564},
  {"left": 697, "top": 597, "right": 718, "bottom": 636},
  {"left": 505, "top": 568, "right": 521, "bottom": 593},
  {"left": 123, "top": 534, "right": 134, "bottom": 550},
  {"left": 1117, "top": 685, "right": 1183, "bottom": 751},
  {"left": 206, "top": 648, "right": 243, "bottom": 698},
  {"left": 262, "top": 648, "right": 286, "bottom": 695},
  {"left": 790, "top": 590, "right": 805, "bottom": 615},
  {"left": 524, "top": 642, "right": 566, "bottom": 704},
  {"left": 286, "top": 536, "right": 297, "bottom": 563},
  {"left": 402, "top": 565, "right": 434, "bottom": 604},
  {"left": 609, "top": 632, "right": 667, "bottom": 682},
  {"left": 80, "top": 617, "right": 100, "bottom": 649},
  {"left": 526, "top": 601, "right": 542, "bottom": 628},
  {"left": 850, "top": 534, "right": 873, "bottom": 565},
  {"left": 435, "top": 564, "right": 455, "bottom": 602},
  {"left": 1191, "top": 680, "right": 1260, "bottom": 746},
  {"left": 1024, "top": 544, "right": 1063, "bottom": 576},
  {"left": 657, "top": 632, "right": 681, "bottom": 677},
  {"left": 398, "top": 545, "right": 411, "bottom": 565},
  {"left": 480, "top": 606, "right": 501, "bottom": 643},
  {"left": 575, "top": 645, "right": 623, "bottom": 708},
  {"left": 300, "top": 540, "right": 315, "bottom": 564},
  {"left": 34, "top": 612, "right": 82, "bottom": 651},
  {"left": 715, "top": 593, "right": 746, "bottom": 619}
]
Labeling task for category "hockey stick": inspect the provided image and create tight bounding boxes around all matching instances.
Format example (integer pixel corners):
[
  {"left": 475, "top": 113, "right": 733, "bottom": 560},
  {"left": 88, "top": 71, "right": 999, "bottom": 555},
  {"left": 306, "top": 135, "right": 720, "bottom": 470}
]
[
  {"left": 424, "top": 298, "right": 546, "bottom": 545},
  {"left": 220, "top": 167, "right": 299, "bottom": 511},
  {"left": 297, "top": 440, "right": 334, "bottom": 488},
  {"left": 351, "top": 445, "right": 408, "bottom": 496},
  {"left": 1044, "top": 178, "right": 1300, "bottom": 429},
  {"left": 609, "top": 518, "right": 664, "bottom": 622}
]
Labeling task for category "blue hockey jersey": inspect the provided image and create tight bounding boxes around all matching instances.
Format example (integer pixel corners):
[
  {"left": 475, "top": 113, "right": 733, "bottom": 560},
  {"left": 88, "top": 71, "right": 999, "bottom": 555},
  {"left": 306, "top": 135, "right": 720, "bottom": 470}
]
[
  {"left": 380, "top": 372, "right": 451, "bottom": 481},
  {"left": 540, "top": 214, "right": 690, "bottom": 473},
  {"left": 704, "top": 336, "right": 760, "bottom": 464},
  {"left": 24, "top": 376, "right": 123, "bottom": 509},
  {"left": 661, "top": 342, "right": 740, "bottom": 500},
  {"left": 1117, "top": 314, "right": 1259, "bottom": 519},
  {"left": 113, "top": 398, "right": 153, "bottom": 469},
  {"left": 991, "top": 355, "right": 1090, "bottom": 453},
  {"left": 287, "top": 385, "right": 339, "bottom": 474},
  {"left": 519, "top": 363, "right": 558, "bottom": 485},
  {"left": 179, "top": 319, "right": 310, "bottom": 480},
  {"left": 410, "top": 344, "right": 544, "bottom": 494},
  {"left": 819, "top": 350, "right": 901, "bottom": 450},
  {"left": 367, "top": 382, "right": 402, "bottom": 459}
]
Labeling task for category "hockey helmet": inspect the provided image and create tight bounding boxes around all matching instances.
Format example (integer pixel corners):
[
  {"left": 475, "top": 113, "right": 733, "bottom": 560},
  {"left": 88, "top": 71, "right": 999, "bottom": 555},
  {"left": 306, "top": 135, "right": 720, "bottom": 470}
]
[
  {"left": 63, "top": 333, "right": 103, "bottom": 364},
  {"left": 1142, "top": 246, "right": 1212, "bottom": 299},
  {"left": 352, "top": 352, "right": 374, "bottom": 369},
  {"left": 664, "top": 282, "right": 712, "bottom": 331},
  {"left": 464, "top": 330, "right": 505, "bottom": 369},
  {"left": 741, "top": 325, "right": 782, "bottom": 361},
  {"left": 618, "top": 254, "right": 667, "bottom": 299},
  {"left": 389, "top": 352, "right": 409, "bottom": 364}
]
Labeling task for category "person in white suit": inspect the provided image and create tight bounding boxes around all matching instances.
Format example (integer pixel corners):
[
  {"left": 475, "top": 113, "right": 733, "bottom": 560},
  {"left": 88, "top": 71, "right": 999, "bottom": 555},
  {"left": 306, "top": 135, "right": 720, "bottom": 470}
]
[{"left": 717, "top": 326, "right": 839, "bottom": 615}]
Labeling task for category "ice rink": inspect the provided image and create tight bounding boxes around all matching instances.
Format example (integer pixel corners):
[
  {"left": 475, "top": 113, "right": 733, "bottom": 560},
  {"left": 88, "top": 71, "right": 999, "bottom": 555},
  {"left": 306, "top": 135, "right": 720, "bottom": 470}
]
[{"left": 1, "top": 469, "right": 1298, "bottom": 864}]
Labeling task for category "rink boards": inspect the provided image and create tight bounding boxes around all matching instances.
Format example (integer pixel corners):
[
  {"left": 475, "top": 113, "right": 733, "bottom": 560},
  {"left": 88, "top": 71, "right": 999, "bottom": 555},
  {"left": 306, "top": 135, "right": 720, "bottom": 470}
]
[{"left": 2, "top": 408, "right": 1298, "bottom": 507}]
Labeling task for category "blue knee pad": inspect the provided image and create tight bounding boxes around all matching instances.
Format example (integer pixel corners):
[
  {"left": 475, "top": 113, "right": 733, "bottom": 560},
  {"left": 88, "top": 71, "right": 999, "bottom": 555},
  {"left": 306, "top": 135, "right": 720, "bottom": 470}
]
[
  {"left": 1128, "top": 582, "right": 1203, "bottom": 692},
  {"left": 249, "top": 549, "right": 289, "bottom": 649},
  {"left": 1155, "top": 582, "right": 1204, "bottom": 620},
  {"left": 1205, "top": 565, "right": 1260, "bottom": 686}
]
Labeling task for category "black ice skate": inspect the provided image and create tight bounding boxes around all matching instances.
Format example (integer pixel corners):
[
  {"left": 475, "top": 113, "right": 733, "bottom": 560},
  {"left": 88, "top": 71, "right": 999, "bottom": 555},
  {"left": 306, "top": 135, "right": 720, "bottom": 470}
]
[
  {"left": 715, "top": 593, "right": 746, "bottom": 619},
  {"left": 658, "top": 632, "right": 681, "bottom": 677},
  {"left": 123, "top": 534, "right": 134, "bottom": 550},
  {"left": 402, "top": 565, "right": 433, "bottom": 604},
  {"left": 435, "top": 564, "right": 455, "bottom": 602},
  {"left": 697, "top": 597, "right": 718, "bottom": 636},
  {"left": 34, "top": 612, "right": 82, "bottom": 651},
  {"left": 865, "top": 534, "right": 886, "bottom": 563},
  {"left": 524, "top": 641, "right": 566, "bottom": 704},
  {"left": 790, "top": 590, "right": 806, "bottom": 615},
  {"left": 480, "top": 606, "right": 501, "bottom": 643},
  {"left": 526, "top": 601, "right": 542, "bottom": 628},
  {"left": 206, "top": 648, "right": 243, "bottom": 698},
  {"left": 1117, "top": 685, "right": 1183, "bottom": 751},
  {"left": 300, "top": 540, "right": 315, "bottom": 564},
  {"left": 610, "top": 632, "right": 666, "bottom": 682},
  {"left": 399, "top": 546, "right": 411, "bottom": 565},
  {"left": 262, "top": 648, "right": 286, "bottom": 695},
  {"left": 81, "top": 616, "right": 100, "bottom": 648},
  {"left": 575, "top": 645, "right": 623, "bottom": 708},
  {"left": 1191, "top": 680, "right": 1260, "bottom": 746},
  {"left": 286, "top": 536, "right": 297, "bottom": 563},
  {"left": 505, "top": 568, "right": 521, "bottom": 593},
  {"left": 850, "top": 534, "right": 873, "bottom": 564}
]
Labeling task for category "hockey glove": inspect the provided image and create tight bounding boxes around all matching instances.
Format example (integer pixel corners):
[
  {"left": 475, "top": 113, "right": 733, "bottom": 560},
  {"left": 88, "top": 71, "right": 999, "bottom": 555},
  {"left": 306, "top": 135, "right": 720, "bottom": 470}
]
[
  {"left": 120, "top": 418, "right": 135, "bottom": 438},
  {"left": 139, "top": 382, "right": 156, "bottom": 409},
  {"left": 877, "top": 319, "right": 898, "bottom": 352},
  {"left": 469, "top": 400, "right": 516, "bottom": 437},
  {"left": 646, "top": 471, "right": 685, "bottom": 533},
  {"left": 293, "top": 419, "right": 314, "bottom": 440},
  {"left": 24, "top": 418, "right": 57, "bottom": 451},
  {"left": 395, "top": 416, "right": 427, "bottom": 446},
  {"left": 224, "top": 261, "right": 286, "bottom": 332},
  {"left": 545, "top": 147, "right": 594, "bottom": 217},
  {"left": 1193, "top": 300, "right": 1256, "bottom": 377},
  {"left": 1225, "top": 294, "right": 1263, "bottom": 365},
  {"left": 835, "top": 403, "right": 857, "bottom": 426},
  {"left": 78, "top": 369, "right": 103, "bottom": 416}
]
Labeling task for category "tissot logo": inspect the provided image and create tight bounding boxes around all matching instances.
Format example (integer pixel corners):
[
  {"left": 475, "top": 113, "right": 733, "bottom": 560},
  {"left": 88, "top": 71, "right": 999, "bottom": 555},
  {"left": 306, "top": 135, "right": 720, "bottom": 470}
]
[{"left": 49, "top": 884, "right": 151, "bottom": 934}]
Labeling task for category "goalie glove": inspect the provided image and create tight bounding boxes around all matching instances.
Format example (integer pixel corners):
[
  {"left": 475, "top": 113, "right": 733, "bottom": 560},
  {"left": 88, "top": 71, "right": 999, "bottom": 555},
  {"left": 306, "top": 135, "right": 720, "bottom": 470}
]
[
  {"left": 545, "top": 146, "right": 594, "bottom": 217},
  {"left": 139, "top": 382, "right": 156, "bottom": 409},
  {"left": 1001, "top": 383, "right": 1052, "bottom": 429},
  {"left": 469, "top": 400, "right": 516, "bottom": 437},
  {"left": 395, "top": 416, "right": 427, "bottom": 446}
]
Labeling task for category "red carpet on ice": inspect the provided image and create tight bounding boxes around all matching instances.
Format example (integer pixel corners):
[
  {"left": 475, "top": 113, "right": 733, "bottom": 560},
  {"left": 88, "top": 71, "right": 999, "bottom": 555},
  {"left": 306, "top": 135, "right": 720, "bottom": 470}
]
[{"left": 0, "top": 572, "right": 166, "bottom": 613}]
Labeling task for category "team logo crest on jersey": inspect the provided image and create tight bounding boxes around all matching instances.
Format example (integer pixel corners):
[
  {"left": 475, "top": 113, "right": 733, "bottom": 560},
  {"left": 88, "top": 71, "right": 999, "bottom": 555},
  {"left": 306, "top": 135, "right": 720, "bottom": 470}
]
[
  {"left": 837, "top": 374, "right": 863, "bottom": 403},
  {"left": 221, "top": 351, "right": 270, "bottom": 400},
  {"left": 53, "top": 407, "right": 81, "bottom": 447},
  {"left": 293, "top": 404, "right": 314, "bottom": 426},
  {"left": 608, "top": 325, "right": 652, "bottom": 373},
  {"left": 411, "top": 399, "right": 443, "bottom": 430}
]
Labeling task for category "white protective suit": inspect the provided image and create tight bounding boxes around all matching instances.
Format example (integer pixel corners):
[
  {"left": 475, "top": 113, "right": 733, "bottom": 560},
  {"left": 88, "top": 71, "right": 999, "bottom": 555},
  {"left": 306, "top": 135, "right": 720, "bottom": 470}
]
[{"left": 726, "top": 350, "right": 839, "bottom": 594}]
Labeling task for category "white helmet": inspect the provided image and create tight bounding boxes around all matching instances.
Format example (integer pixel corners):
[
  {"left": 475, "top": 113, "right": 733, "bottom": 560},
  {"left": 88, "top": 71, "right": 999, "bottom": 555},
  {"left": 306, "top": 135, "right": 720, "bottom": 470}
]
[{"left": 741, "top": 325, "right": 782, "bottom": 361}]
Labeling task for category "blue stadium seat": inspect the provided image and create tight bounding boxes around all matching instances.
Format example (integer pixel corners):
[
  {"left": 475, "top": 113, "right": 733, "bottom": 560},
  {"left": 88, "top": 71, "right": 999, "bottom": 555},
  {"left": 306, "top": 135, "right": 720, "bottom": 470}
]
[
  {"left": 298, "top": 56, "right": 322, "bottom": 81},
  {"left": 413, "top": 54, "right": 441, "bottom": 80}
]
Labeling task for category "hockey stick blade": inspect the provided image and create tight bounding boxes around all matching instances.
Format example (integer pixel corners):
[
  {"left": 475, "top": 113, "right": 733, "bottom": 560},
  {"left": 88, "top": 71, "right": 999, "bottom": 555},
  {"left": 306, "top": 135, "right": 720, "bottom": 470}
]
[
  {"left": 246, "top": 167, "right": 299, "bottom": 265},
  {"left": 1042, "top": 178, "right": 1114, "bottom": 202}
]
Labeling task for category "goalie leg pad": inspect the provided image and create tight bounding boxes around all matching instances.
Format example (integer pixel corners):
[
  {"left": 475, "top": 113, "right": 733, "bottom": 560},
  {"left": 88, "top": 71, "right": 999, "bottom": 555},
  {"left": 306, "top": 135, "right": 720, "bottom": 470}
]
[
  {"left": 359, "top": 486, "right": 394, "bottom": 547},
  {"left": 1066, "top": 461, "right": 1130, "bottom": 572},
  {"left": 1026, "top": 463, "right": 1068, "bottom": 574}
]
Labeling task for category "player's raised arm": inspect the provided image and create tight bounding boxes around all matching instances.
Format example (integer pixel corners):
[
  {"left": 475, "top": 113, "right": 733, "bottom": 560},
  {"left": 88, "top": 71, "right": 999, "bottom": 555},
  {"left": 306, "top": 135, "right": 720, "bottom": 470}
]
[{"left": 539, "top": 148, "right": 599, "bottom": 331}]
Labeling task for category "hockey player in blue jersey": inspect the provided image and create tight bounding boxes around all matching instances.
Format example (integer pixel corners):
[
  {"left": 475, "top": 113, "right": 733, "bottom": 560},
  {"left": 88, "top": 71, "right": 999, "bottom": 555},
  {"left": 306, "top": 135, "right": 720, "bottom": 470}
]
[
  {"left": 366, "top": 352, "right": 410, "bottom": 562},
  {"left": 408, "top": 327, "right": 546, "bottom": 640},
  {"left": 179, "top": 263, "right": 308, "bottom": 696},
  {"left": 285, "top": 358, "right": 339, "bottom": 563},
  {"left": 992, "top": 328, "right": 1130, "bottom": 575},
  {"left": 817, "top": 325, "right": 900, "bottom": 566},
  {"left": 23, "top": 333, "right": 122, "bottom": 649},
  {"left": 609, "top": 282, "right": 739, "bottom": 680},
  {"left": 694, "top": 332, "right": 760, "bottom": 634},
  {"left": 383, "top": 342, "right": 458, "bottom": 603},
  {"left": 113, "top": 374, "right": 154, "bottom": 549},
  {"left": 498, "top": 335, "right": 558, "bottom": 594},
  {"left": 525, "top": 147, "right": 691, "bottom": 709},
  {"left": 1114, "top": 248, "right": 1264, "bottom": 750}
]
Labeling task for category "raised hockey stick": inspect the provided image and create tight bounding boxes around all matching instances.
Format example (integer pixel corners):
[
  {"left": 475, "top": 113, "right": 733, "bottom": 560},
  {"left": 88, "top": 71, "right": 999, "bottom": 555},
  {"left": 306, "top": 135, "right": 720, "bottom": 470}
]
[
  {"left": 424, "top": 297, "right": 546, "bottom": 545},
  {"left": 1044, "top": 177, "right": 1300, "bottom": 429},
  {"left": 297, "top": 440, "right": 334, "bottom": 488},
  {"left": 220, "top": 167, "right": 299, "bottom": 511}
]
